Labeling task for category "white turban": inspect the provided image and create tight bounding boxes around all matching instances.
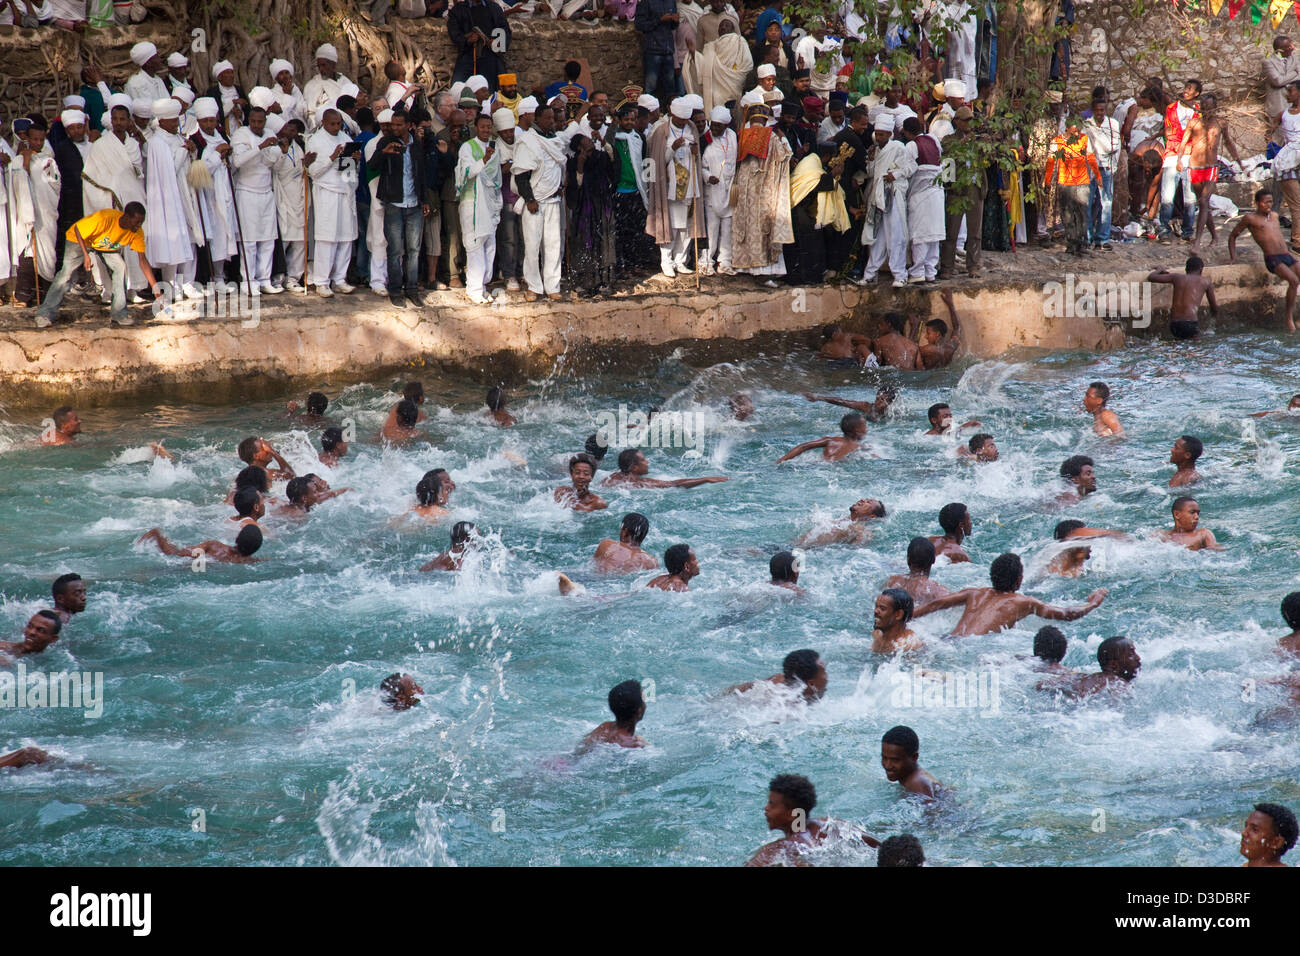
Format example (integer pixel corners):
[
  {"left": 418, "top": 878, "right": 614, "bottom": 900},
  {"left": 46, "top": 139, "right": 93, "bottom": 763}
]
[
  {"left": 756, "top": 63, "right": 776, "bottom": 79},
  {"left": 684, "top": 93, "right": 704, "bottom": 113},
  {"left": 449, "top": 81, "right": 467, "bottom": 103},
  {"left": 100, "top": 111, "right": 111, "bottom": 129},
  {"left": 132, "top": 101, "right": 153, "bottom": 118},
  {"left": 60, "top": 110, "right": 85, "bottom": 127},
  {"left": 339, "top": 80, "right": 360, "bottom": 99},
  {"left": 709, "top": 106, "right": 731, "bottom": 123},
  {"left": 212, "top": 60, "right": 234, "bottom": 80},
  {"left": 167, "top": 52, "right": 188, "bottom": 69},
  {"left": 637, "top": 94, "right": 659, "bottom": 112},
  {"left": 129, "top": 41, "right": 157, "bottom": 67},
  {"left": 492, "top": 108, "right": 516, "bottom": 131},
  {"left": 466, "top": 75, "right": 489, "bottom": 93},
  {"left": 669, "top": 97, "right": 692, "bottom": 121},
  {"left": 874, "top": 112, "right": 895, "bottom": 132},
  {"left": 269, "top": 58, "right": 294, "bottom": 80},
  {"left": 376, "top": 108, "right": 395, "bottom": 123},
  {"left": 248, "top": 86, "right": 275, "bottom": 110},
  {"left": 172, "top": 85, "right": 195, "bottom": 105},
  {"left": 109, "top": 93, "right": 133, "bottom": 111},
  {"left": 315, "top": 43, "right": 338, "bottom": 62},
  {"left": 152, "top": 98, "right": 182, "bottom": 120},
  {"left": 943, "top": 79, "right": 967, "bottom": 100},
  {"left": 63, "top": 95, "right": 85, "bottom": 108},
  {"left": 517, "top": 96, "right": 539, "bottom": 114},
  {"left": 193, "top": 97, "right": 220, "bottom": 119},
  {"left": 264, "top": 114, "right": 285, "bottom": 135},
  {"left": 740, "top": 90, "right": 764, "bottom": 107}
]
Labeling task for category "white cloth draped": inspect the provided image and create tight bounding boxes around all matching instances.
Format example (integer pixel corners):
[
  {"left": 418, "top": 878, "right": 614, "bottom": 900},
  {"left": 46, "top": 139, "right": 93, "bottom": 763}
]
[
  {"left": 306, "top": 127, "right": 358, "bottom": 241},
  {"left": 702, "top": 128, "right": 736, "bottom": 218},
  {"left": 456, "top": 137, "right": 503, "bottom": 242},
  {"left": 13, "top": 143, "right": 60, "bottom": 279},
  {"left": 273, "top": 140, "right": 307, "bottom": 243},
  {"left": 193, "top": 130, "right": 240, "bottom": 261},
  {"left": 81, "top": 130, "right": 145, "bottom": 213},
  {"left": 511, "top": 129, "right": 566, "bottom": 203},
  {"left": 231, "top": 127, "right": 284, "bottom": 242},
  {"left": 303, "top": 74, "right": 351, "bottom": 129}
]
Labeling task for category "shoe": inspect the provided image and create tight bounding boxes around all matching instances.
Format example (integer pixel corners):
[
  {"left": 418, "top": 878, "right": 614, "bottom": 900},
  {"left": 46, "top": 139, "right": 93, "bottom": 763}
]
[
  {"left": 181, "top": 282, "right": 205, "bottom": 300},
  {"left": 1100, "top": 242, "right": 1112, "bottom": 251},
  {"left": 261, "top": 281, "right": 283, "bottom": 295},
  {"left": 448, "top": 277, "right": 463, "bottom": 289},
  {"left": 467, "top": 291, "right": 492, "bottom": 304},
  {"left": 892, "top": 279, "right": 908, "bottom": 288},
  {"left": 282, "top": 278, "right": 305, "bottom": 293},
  {"left": 547, "top": 292, "right": 563, "bottom": 301},
  {"left": 660, "top": 262, "right": 676, "bottom": 277},
  {"left": 524, "top": 290, "right": 539, "bottom": 302},
  {"left": 128, "top": 291, "right": 149, "bottom": 304},
  {"left": 699, "top": 264, "right": 715, "bottom": 276},
  {"left": 389, "top": 295, "right": 409, "bottom": 309},
  {"left": 506, "top": 278, "right": 521, "bottom": 292},
  {"left": 111, "top": 314, "right": 135, "bottom": 326},
  {"left": 331, "top": 282, "right": 355, "bottom": 294},
  {"left": 34, "top": 313, "right": 52, "bottom": 328},
  {"left": 405, "top": 290, "right": 428, "bottom": 306},
  {"left": 763, "top": 279, "right": 779, "bottom": 288},
  {"left": 717, "top": 265, "right": 736, "bottom": 275},
  {"left": 908, "top": 275, "right": 927, "bottom": 284},
  {"left": 435, "top": 281, "right": 449, "bottom": 291},
  {"left": 371, "top": 284, "right": 388, "bottom": 296},
  {"left": 317, "top": 285, "right": 334, "bottom": 298},
  {"left": 674, "top": 262, "right": 693, "bottom": 274}
]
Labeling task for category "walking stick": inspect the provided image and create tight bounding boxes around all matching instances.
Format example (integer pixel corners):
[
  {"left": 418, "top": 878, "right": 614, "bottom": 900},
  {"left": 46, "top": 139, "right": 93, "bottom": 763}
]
[
  {"left": 302, "top": 147, "right": 310, "bottom": 294},
  {"left": 224, "top": 157, "right": 253, "bottom": 297}
]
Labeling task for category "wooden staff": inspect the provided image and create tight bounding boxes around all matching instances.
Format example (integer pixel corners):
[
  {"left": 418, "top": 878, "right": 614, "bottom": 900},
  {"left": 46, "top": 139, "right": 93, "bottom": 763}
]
[{"left": 302, "top": 151, "right": 311, "bottom": 294}]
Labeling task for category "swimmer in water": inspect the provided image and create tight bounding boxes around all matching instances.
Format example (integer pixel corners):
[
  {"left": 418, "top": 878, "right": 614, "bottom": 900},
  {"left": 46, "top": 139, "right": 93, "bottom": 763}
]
[
  {"left": 1157, "top": 496, "right": 1223, "bottom": 550},
  {"left": 795, "top": 498, "right": 885, "bottom": 548},
  {"left": 883, "top": 537, "right": 950, "bottom": 604},
  {"left": 872, "top": 312, "right": 921, "bottom": 369},
  {"left": 420, "top": 521, "right": 477, "bottom": 571},
  {"left": 914, "top": 552, "right": 1107, "bottom": 636},
  {"left": 745, "top": 775, "right": 828, "bottom": 866},
  {"left": 929, "top": 502, "right": 972, "bottom": 563},
  {"left": 593, "top": 513, "right": 658, "bottom": 572},
  {"left": 230, "top": 486, "right": 265, "bottom": 527},
  {"left": 1168, "top": 434, "right": 1203, "bottom": 487},
  {"left": 817, "top": 323, "right": 873, "bottom": 363},
  {"left": 729, "top": 393, "right": 755, "bottom": 421},
  {"left": 1228, "top": 189, "right": 1298, "bottom": 332},
  {"left": 1057, "top": 455, "right": 1097, "bottom": 504},
  {"left": 1048, "top": 635, "right": 1141, "bottom": 697},
  {"left": 1032, "top": 626, "right": 1070, "bottom": 673},
  {"left": 924, "top": 402, "right": 981, "bottom": 435},
  {"left": 1279, "top": 592, "right": 1300, "bottom": 657},
  {"left": 725, "top": 649, "right": 828, "bottom": 703},
  {"left": 137, "top": 525, "right": 264, "bottom": 564},
  {"left": 1046, "top": 522, "right": 1098, "bottom": 577},
  {"left": 1148, "top": 257, "right": 1216, "bottom": 340},
  {"left": 1248, "top": 394, "right": 1300, "bottom": 417},
  {"left": 319, "top": 426, "right": 348, "bottom": 467},
  {"left": 602, "top": 448, "right": 730, "bottom": 488},
  {"left": 873, "top": 588, "right": 921, "bottom": 653},
  {"left": 278, "top": 475, "right": 351, "bottom": 516},
  {"left": 877, "top": 834, "right": 925, "bottom": 867},
  {"left": 769, "top": 550, "right": 804, "bottom": 592},
  {"left": 957, "top": 432, "right": 998, "bottom": 462},
  {"left": 647, "top": 543, "right": 698, "bottom": 591},
  {"left": 0, "top": 611, "right": 62, "bottom": 660},
  {"left": 916, "top": 290, "right": 963, "bottom": 369},
  {"left": 1084, "top": 382, "right": 1124, "bottom": 437},
  {"left": 777, "top": 413, "right": 869, "bottom": 463},
  {"left": 1052, "top": 519, "right": 1130, "bottom": 542},
  {"left": 287, "top": 391, "right": 330, "bottom": 423},
  {"left": 555, "top": 453, "right": 608, "bottom": 511},
  {"left": 486, "top": 386, "right": 517, "bottom": 427},
  {"left": 380, "top": 399, "right": 426, "bottom": 444},
  {"left": 227, "top": 464, "right": 272, "bottom": 506},
  {"left": 801, "top": 386, "right": 897, "bottom": 423},
  {"left": 40, "top": 406, "right": 81, "bottom": 445},
  {"left": 576, "top": 679, "right": 648, "bottom": 753},
  {"left": 583, "top": 433, "right": 610, "bottom": 468},
  {"left": 51, "top": 573, "right": 86, "bottom": 627},
  {"left": 237, "top": 436, "right": 296, "bottom": 481},
  {"left": 1240, "top": 803, "right": 1297, "bottom": 867},
  {"left": 382, "top": 381, "right": 429, "bottom": 436},
  {"left": 403, "top": 469, "right": 454, "bottom": 522},
  {"left": 880, "top": 725, "right": 942, "bottom": 798},
  {"left": 380, "top": 672, "right": 424, "bottom": 710},
  {"left": 0, "top": 747, "right": 51, "bottom": 770}
]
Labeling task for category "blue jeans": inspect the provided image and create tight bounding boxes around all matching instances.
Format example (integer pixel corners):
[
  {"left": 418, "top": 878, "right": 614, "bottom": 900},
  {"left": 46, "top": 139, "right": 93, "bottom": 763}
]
[
  {"left": 1158, "top": 163, "right": 1196, "bottom": 235},
  {"left": 1088, "top": 169, "right": 1114, "bottom": 245},
  {"left": 37, "top": 244, "right": 127, "bottom": 321},
  {"left": 643, "top": 52, "right": 676, "bottom": 105},
  {"left": 384, "top": 203, "right": 423, "bottom": 294},
  {"left": 356, "top": 201, "right": 371, "bottom": 277}
]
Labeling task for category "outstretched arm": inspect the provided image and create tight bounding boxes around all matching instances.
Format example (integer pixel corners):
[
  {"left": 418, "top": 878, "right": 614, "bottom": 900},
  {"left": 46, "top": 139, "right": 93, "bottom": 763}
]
[
  {"left": 1146, "top": 269, "right": 1174, "bottom": 284},
  {"left": 1031, "top": 588, "right": 1108, "bottom": 621},
  {"left": 802, "top": 393, "right": 873, "bottom": 413},
  {"left": 777, "top": 438, "right": 829, "bottom": 463},
  {"left": 137, "top": 528, "right": 185, "bottom": 556},
  {"left": 913, "top": 589, "right": 975, "bottom": 618},
  {"left": 668, "top": 476, "right": 730, "bottom": 488}
]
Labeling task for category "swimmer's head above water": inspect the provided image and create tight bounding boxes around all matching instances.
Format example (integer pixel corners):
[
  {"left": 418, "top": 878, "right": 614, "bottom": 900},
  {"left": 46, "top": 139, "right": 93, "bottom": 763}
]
[
  {"left": 906, "top": 536, "right": 935, "bottom": 573},
  {"left": 235, "top": 465, "right": 270, "bottom": 494},
  {"left": 620, "top": 512, "right": 650, "bottom": 545},
  {"left": 395, "top": 400, "right": 420, "bottom": 428},
  {"left": 1060, "top": 455, "right": 1096, "bottom": 494},
  {"left": 380, "top": 672, "right": 423, "bottom": 711},
  {"left": 664, "top": 543, "right": 698, "bottom": 579},
  {"left": 764, "top": 773, "right": 816, "bottom": 834},
  {"left": 235, "top": 524, "right": 263, "bottom": 557},
  {"left": 782, "top": 649, "right": 827, "bottom": 700},
  {"left": 1033, "top": 626, "right": 1067, "bottom": 664},
  {"left": 568, "top": 453, "right": 599, "bottom": 493},
  {"left": 967, "top": 433, "right": 998, "bottom": 461},
  {"left": 989, "top": 553, "right": 1023, "bottom": 593},
  {"left": 449, "top": 520, "right": 476, "bottom": 547},
  {"left": 233, "top": 486, "right": 264, "bottom": 519},
  {"left": 875, "top": 588, "right": 914, "bottom": 632},
  {"left": 880, "top": 725, "right": 920, "bottom": 782},
  {"left": 416, "top": 469, "right": 453, "bottom": 506},
  {"left": 608, "top": 679, "right": 646, "bottom": 725},
  {"left": 850, "top": 498, "right": 885, "bottom": 521},
  {"left": 402, "top": 381, "right": 425, "bottom": 405},
  {"left": 840, "top": 413, "right": 867, "bottom": 440},
  {"left": 770, "top": 550, "right": 800, "bottom": 585},
  {"left": 1097, "top": 635, "right": 1140, "bottom": 681},
  {"left": 583, "top": 434, "right": 609, "bottom": 463},
  {"left": 938, "top": 502, "right": 971, "bottom": 538},
  {"left": 617, "top": 448, "right": 650, "bottom": 475}
]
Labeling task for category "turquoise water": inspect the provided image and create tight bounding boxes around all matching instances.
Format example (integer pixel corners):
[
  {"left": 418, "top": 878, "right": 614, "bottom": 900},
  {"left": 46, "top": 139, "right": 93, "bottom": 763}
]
[{"left": 1, "top": 333, "right": 1298, "bottom": 866}]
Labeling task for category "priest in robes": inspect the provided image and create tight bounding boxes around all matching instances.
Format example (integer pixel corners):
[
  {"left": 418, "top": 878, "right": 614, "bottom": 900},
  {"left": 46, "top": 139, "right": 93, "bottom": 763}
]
[
  {"left": 269, "top": 59, "right": 307, "bottom": 128},
  {"left": 857, "top": 113, "right": 916, "bottom": 287},
  {"left": 231, "top": 105, "right": 286, "bottom": 294},
  {"left": 271, "top": 117, "right": 308, "bottom": 292},
  {"left": 700, "top": 105, "right": 736, "bottom": 275},
  {"left": 12, "top": 120, "right": 60, "bottom": 307},
  {"left": 305, "top": 108, "right": 360, "bottom": 296},
  {"left": 692, "top": 15, "right": 751, "bottom": 117},
  {"left": 729, "top": 98, "right": 793, "bottom": 283},
  {"left": 645, "top": 97, "right": 706, "bottom": 279},
  {"left": 565, "top": 130, "right": 621, "bottom": 294},
  {"left": 190, "top": 98, "right": 241, "bottom": 290},
  {"left": 303, "top": 44, "right": 352, "bottom": 130},
  {"left": 145, "top": 98, "right": 203, "bottom": 300},
  {"left": 900, "top": 116, "right": 945, "bottom": 283},
  {"left": 456, "top": 112, "right": 504, "bottom": 305},
  {"left": 125, "top": 41, "right": 169, "bottom": 108}
]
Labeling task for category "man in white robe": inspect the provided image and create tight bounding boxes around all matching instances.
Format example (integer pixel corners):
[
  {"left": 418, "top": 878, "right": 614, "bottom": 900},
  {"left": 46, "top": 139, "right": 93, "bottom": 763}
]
[
  {"left": 901, "top": 116, "right": 945, "bottom": 283},
  {"left": 303, "top": 44, "right": 352, "bottom": 130},
  {"left": 12, "top": 126, "right": 60, "bottom": 304},
  {"left": 0, "top": 139, "right": 16, "bottom": 286},
  {"left": 124, "top": 41, "right": 168, "bottom": 107},
  {"left": 132, "top": 100, "right": 155, "bottom": 143},
  {"left": 190, "top": 98, "right": 241, "bottom": 291},
  {"left": 857, "top": 114, "right": 917, "bottom": 288},
  {"left": 511, "top": 104, "right": 567, "bottom": 299},
  {"left": 306, "top": 109, "right": 359, "bottom": 296},
  {"left": 271, "top": 116, "right": 308, "bottom": 292},
  {"left": 144, "top": 98, "right": 203, "bottom": 300},
  {"left": 166, "top": 52, "right": 191, "bottom": 93},
  {"left": 701, "top": 105, "right": 736, "bottom": 275},
  {"left": 793, "top": 19, "right": 845, "bottom": 98},
  {"left": 646, "top": 97, "right": 703, "bottom": 277},
  {"left": 269, "top": 59, "right": 307, "bottom": 128},
  {"left": 456, "top": 113, "right": 503, "bottom": 304},
  {"left": 82, "top": 104, "right": 147, "bottom": 294},
  {"left": 231, "top": 105, "right": 285, "bottom": 294}
]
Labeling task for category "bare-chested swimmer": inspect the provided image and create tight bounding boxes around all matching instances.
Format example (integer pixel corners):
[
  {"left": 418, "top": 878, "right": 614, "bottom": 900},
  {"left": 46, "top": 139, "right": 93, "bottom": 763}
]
[
  {"left": 420, "top": 521, "right": 477, "bottom": 572},
  {"left": 237, "top": 436, "right": 296, "bottom": 481},
  {"left": 555, "top": 453, "right": 608, "bottom": 511},
  {"left": 1044, "top": 635, "right": 1141, "bottom": 697},
  {"left": 957, "top": 432, "right": 998, "bottom": 462},
  {"left": 1229, "top": 189, "right": 1298, "bottom": 332},
  {"left": 795, "top": 498, "right": 885, "bottom": 548},
  {"left": 319, "top": 427, "right": 348, "bottom": 467},
  {"left": 286, "top": 391, "right": 330, "bottom": 424},
  {"left": 873, "top": 312, "right": 921, "bottom": 369},
  {"left": 777, "top": 413, "right": 868, "bottom": 463},
  {"left": 602, "top": 448, "right": 729, "bottom": 489},
  {"left": 1279, "top": 592, "right": 1300, "bottom": 658},
  {"left": 1157, "top": 496, "right": 1223, "bottom": 550},
  {"left": 230, "top": 486, "right": 265, "bottom": 527},
  {"left": 380, "top": 399, "right": 426, "bottom": 444},
  {"left": 1169, "top": 435, "right": 1203, "bottom": 487},
  {"left": 1046, "top": 540, "right": 1092, "bottom": 577},
  {"left": 0, "top": 611, "right": 62, "bottom": 661},
  {"left": 914, "top": 552, "right": 1107, "bottom": 636},
  {"left": 1032, "top": 626, "right": 1070, "bottom": 673},
  {"left": 924, "top": 402, "right": 980, "bottom": 435},
  {"left": 801, "top": 386, "right": 896, "bottom": 422},
  {"left": 883, "top": 537, "right": 950, "bottom": 604},
  {"left": 873, "top": 588, "right": 922, "bottom": 653},
  {"left": 51, "top": 574, "right": 86, "bottom": 627},
  {"left": 382, "top": 381, "right": 429, "bottom": 437},
  {"left": 227, "top": 465, "right": 272, "bottom": 506},
  {"left": 1149, "top": 257, "right": 1216, "bottom": 340},
  {"left": 646, "top": 543, "right": 698, "bottom": 591},
  {"left": 277, "top": 474, "right": 351, "bottom": 517},
  {"left": 0, "top": 747, "right": 51, "bottom": 770},
  {"left": 880, "top": 725, "right": 942, "bottom": 798},
  {"left": 1052, "top": 519, "right": 1130, "bottom": 542},
  {"left": 136, "top": 525, "right": 264, "bottom": 564},
  {"left": 729, "top": 393, "right": 755, "bottom": 421},
  {"left": 576, "top": 679, "right": 647, "bottom": 754},
  {"left": 725, "top": 649, "right": 827, "bottom": 703},
  {"left": 399, "top": 469, "right": 454, "bottom": 523},
  {"left": 1083, "top": 382, "right": 1124, "bottom": 437},
  {"left": 1240, "top": 803, "right": 1297, "bottom": 868},
  {"left": 594, "top": 513, "right": 658, "bottom": 572},
  {"left": 929, "top": 502, "right": 972, "bottom": 563},
  {"left": 769, "top": 550, "right": 805, "bottom": 593},
  {"left": 1249, "top": 394, "right": 1300, "bottom": 417},
  {"left": 917, "top": 290, "right": 963, "bottom": 369},
  {"left": 745, "top": 774, "right": 880, "bottom": 867},
  {"left": 1057, "top": 455, "right": 1097, "bottom": 504},
  {"left": 817, "top": 323, "right": 873, "bottom": 364},
  {"left": 380, "top": 672, "right": 424, "bottom": 710},
  {"left": 486, "top": 386, "right": 517, "bottom": 427},
  {"left": 40, "top": 406, "right": 82, "bottom": 446}
]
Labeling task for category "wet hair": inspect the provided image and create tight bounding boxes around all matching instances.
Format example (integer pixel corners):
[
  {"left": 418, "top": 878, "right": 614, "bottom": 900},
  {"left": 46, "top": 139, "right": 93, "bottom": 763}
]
[
  {"left": 583, "top": 433, "right": 608, "bottom": 461},
  {"left": 402, "top": 381, "right": 424, "bottom": 403},
  {"left": 1253, "top": 803, "right": 1298, "bottom": 855},
  {"left": 235, "top": 524, "right": 263, "bottom": 556},
  {"left": 938, "top": 502, "right": 968, "bottom": 534},
  {"left": 1034, "top": 626, "right": 1067, "bottom": 663},
  {"left": 1172, "top": 495, "right": 1197, "bottom": 513},
  {"left": 877, "top": 386, "right": 898, "bottom": 404},
  {"left": 884, "top": 311, "right": 907, "bottom": 334},
  {"left": 52, "top": 573, "right": 82, "bottom": 601},
  {"left": 881, "top": 587, "right": 914, "bottom": 622},
  {"left": 1060, "top": 455, "right": 1094, "bottom": 479},
  {"left": 1054, "top": 519, "right": 1086, "bottom": 541},
  {"left": 306, "top": 392, "right": 328, "bottom": 415},
  {"left": 770, "top": 551, "right": 798, "bottom": 582},
  {"left": 1097, "top": 635, "right": 1132, "bottom": 668},
  {"left": 621, "top": 512, "right": 650, "bottom": 545},
  {"left": 989, "top": 553, "right": 1023, "bottom": 593},
  {"left": 237, "top": 436, "right": 261, "bottom": 463},
  {"left": 34, "top": 609, "right": 62, "bottom": 634},
  {"left": 416, "top": 469, "right": 450, "bottom": 506},
  {"left": 822, "top": 323, "right": 842, "bottom": 340},
  {"left": 877, "top": 834, "right": 925, "bottom": 867},
  {"left": 881, "top": 724, "right": 919, "bottom": 756},
  {"left": 379, "top": 673, "right": 415, "bottom": 708},
  {"left": 968, "top": 433, "right": 993, "bottom": 454},
  {"left": 1087, "top": 381, "right": 1110, "bottom": 404},
  {"left": 286, "top": 476, "right": 311, "bottom": 504},
  {"left": 395, "top": 400, "right": 419, "bottom": 428},
  {"left": 235, "top": 465, "right": 270, "bottom": 493},
  {"left": 569, "top": 452, "right": 598, "bottom": 475},
  {"left": 782, "top": 649, "right": 823, "bottom": 683},
  {"left": 617, "top": 448, "right": 642, "bottom": 473},
  {"left": 608, "top": 679, "right": 644, "bottom": 722},
  {"left": 927, "top": 402, "right": 950, "bottom": 425},
  {"left": 840, "top": 413, "right": 866, "bottom": 437},
  {"left": 486, "top": 386, "right": 505, "bottom": 411},
  {"left": 233, "top": 486, "right": 262, "bottom": 517},
  {"left": 1177, "top": 434, "right": 1203, "bottom": 462},
  {"left": 450, "top": 520, "right": 475, "bottom": 545},
  {"left": 860, "top": 499, "right": 886, "bottom": 518},
  {"left": 321, "top": 427, "right": 344, "bottom": 452},
  {"left": 768, "top": 773, "right": 817, "bottom": 813},
  {"left": 926, "top": 318, "right": 949, "bottom": 336},
  {"left": 906, "top": 536, "right": 936, "bottom": 572},
  {"left": 664, "top": 543, "right": 692, "bottom": 575},
  {"left": 1186, "top": 255, "right": 1204, "bottom": 274},
  {"left": 1282, "top": 592, "right": 1300, "bottom": 630}
]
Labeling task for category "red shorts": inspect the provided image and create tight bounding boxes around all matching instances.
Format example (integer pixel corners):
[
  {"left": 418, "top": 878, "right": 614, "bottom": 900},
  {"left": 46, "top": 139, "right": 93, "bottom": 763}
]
[{"left": 1189, "top": 166, "right": 1218, "bottom": 185}]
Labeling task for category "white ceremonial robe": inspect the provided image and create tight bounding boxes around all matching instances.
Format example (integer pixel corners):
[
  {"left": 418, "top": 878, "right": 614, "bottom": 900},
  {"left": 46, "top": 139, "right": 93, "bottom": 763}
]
[
  {"left": 510, "top": 127, "right": 566, "bottom": 295},
  {"left": 273, "top": 139, "right": 308, "bottom": 281},
  {"left": 306, "top": 127, "right": 358, "bottom": 285},
  {"left": 456, "top": 136, "right": 503, "bottom": 298},
  {"left": 303, "top": 73, "right": 352, "bottom": 129},
  {"left": 125, "top": 70, "right": 168, "bottom": 109},
  {"left": 861, "top": 138, "right": 916, "bottom": 281},
  {"left": 906, "top": 138, "right": 945, "bottom": 281},
  {"left": 362, "top": 135, "right": 387, "bottom": 290},
  {"left": 270, "top": 85, "right": 307, "bottom": 127},
  {"left": 13, "top": 144, "right": 60, "bottom": 279},
  {"left": 232, "top": 127, "right": 283, "bottom": 283},
  {"left": 702, "top": 128, "right": 735, "bottom": 268},
  {"left": 144, "top": 128, "right": 198, "bottom": 268},
  {"left": 193, "top": 131, "right": 240, "bottom": 265},
  {"left": 82, "top": 130, "right": 145, "bottom": 213},
  {"left": 0, "top": 141, "right": 16, "bottom": 279}
]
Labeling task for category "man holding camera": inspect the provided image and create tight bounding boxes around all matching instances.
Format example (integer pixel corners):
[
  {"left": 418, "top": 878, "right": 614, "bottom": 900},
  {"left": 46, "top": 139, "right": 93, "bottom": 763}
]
[{"left": 374, "top": 110, "right": 434, "bottom": 308}]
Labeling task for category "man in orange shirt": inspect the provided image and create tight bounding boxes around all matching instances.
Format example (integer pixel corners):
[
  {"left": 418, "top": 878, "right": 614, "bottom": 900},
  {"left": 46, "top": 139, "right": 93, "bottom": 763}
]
[
  {"left": 1044, "top": 120, "right": 1101, "bottom": 256},
  {"left": 1157, "top": 79, "right": 1201, "bottom": 242}
]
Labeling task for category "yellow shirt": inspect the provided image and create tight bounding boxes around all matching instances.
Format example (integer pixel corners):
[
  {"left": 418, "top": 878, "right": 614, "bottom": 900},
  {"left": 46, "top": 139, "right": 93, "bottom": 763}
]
[{"left": 65, "top": 209, "right": 146, "bottom": 255}]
